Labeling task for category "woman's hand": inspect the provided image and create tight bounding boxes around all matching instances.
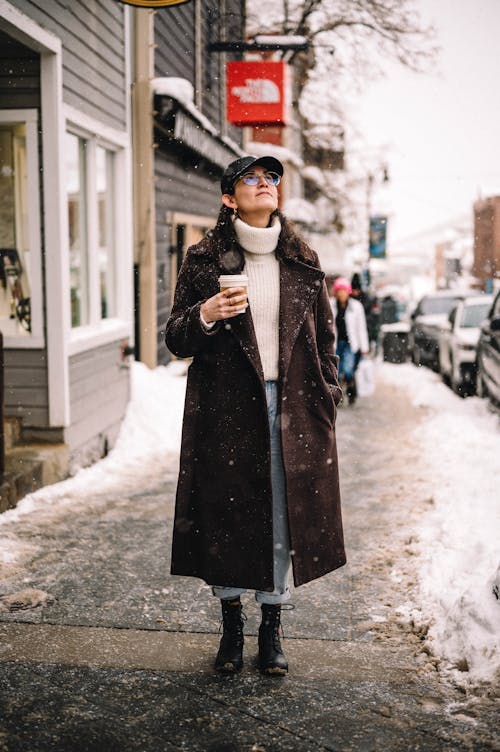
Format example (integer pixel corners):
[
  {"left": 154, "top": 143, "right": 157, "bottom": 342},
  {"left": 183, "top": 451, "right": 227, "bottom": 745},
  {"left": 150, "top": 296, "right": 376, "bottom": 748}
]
[{"left": 200, "top": 287, "right": 248, "bottom": 324}]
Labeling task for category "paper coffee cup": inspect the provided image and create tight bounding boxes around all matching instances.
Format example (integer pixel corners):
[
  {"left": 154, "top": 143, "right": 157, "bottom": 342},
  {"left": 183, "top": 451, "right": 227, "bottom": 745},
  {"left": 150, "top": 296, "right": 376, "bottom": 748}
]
[{"left": 219, "top": 274, "right": 248, "bottom": 314}]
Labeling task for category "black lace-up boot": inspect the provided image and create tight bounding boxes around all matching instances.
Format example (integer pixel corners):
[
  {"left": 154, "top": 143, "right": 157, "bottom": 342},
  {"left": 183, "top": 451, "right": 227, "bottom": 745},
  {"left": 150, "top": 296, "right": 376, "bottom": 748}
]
[
  {"left": 214, "top": 598, "right": 245, "bottom": 673},
  {"left": 258, "top": 603, "right": 288, "bottom": 676}
]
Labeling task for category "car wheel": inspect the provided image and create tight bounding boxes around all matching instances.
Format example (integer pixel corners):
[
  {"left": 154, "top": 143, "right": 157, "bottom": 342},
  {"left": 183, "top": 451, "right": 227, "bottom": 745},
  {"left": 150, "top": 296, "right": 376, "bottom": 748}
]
[
  {"left": 412, "top": 345, "right": 421, "bottom": 366},
  {"left": 450, "top": 362, "right": 464, "bottom": 397},
  {"left": 463, "top": 363, "right": 477, "bottom": 397},
  {"left": 431, "top": 344, "right": 440, "bottom": 372},
  {"left": 440, "top": 347, "right": 450, "bottom": 383},
  {"left": 476, "top": 367, "right": 488, "bottom": 398}
]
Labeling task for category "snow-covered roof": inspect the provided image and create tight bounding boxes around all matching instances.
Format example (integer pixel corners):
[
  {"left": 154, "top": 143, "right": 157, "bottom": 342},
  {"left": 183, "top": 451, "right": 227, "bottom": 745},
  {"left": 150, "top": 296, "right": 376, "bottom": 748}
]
[
  {"left": 152, "top": 77, "right": 243, "bottom": 157},
  {"left": 302, "top": 165, "right": 324, "bottom": 186},
  {"left": 283, "top": 197, "right": 316, "bottom": 224},
  {"left": 246, "top": 141, "right": 303, "bottom": 168},
  {"left": 153, "top": 77, "right": 217, "bottom": 135}
]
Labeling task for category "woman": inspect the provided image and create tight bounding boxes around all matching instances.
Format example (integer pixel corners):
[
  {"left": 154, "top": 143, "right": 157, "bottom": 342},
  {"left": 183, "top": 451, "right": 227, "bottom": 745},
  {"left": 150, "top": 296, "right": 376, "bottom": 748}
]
[
  {"left": 330, "top": 277, "right": 369, "bottom": 405},
  {"left": 165, "top": 155, "right": 346, "bottom": 676}
]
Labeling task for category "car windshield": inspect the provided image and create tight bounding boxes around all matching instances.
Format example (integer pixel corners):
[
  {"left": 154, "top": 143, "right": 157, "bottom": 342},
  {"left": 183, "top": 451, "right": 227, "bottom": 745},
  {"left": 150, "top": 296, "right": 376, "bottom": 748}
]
[
  {"left": 420, "top": 296, "right": 461, "bottom": 315},
  {"left": 460, "top": 303, "right": 490, "bottom": 328}
]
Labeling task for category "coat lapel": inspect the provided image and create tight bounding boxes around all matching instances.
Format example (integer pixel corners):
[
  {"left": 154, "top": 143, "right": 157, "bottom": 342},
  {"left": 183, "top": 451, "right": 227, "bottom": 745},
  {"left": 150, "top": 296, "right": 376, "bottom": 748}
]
[
  {"left": 279, "top": 259, "right": 325, "bottom": 381},
  {"left": 192, "top": 254, "right": 265, "bottom": 385},
  {"left": 190, "top": 246, "right": 324, "bottom": 386},
  {"left": 227, "top": 306, "right": 265, "bottom": 385}
]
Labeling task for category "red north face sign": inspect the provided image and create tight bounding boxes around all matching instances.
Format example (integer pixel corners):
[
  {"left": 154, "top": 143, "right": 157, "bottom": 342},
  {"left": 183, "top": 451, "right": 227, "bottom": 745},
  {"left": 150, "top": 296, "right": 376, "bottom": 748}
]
[{"left": 226, "top": 61, "right": 289, "bottom": 127}]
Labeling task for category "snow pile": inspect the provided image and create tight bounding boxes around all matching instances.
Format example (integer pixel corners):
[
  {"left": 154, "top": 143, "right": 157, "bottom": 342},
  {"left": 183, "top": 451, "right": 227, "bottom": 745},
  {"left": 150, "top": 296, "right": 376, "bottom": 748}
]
[
  {"left": 153, "top": 77, "right": 194, "bottom": 108},
  {"left": 379, "top": 362, "right": 500, "bottom": 685},
  {"left": 302, "top": 165, "right": 324, "bottom": 187},
  {"left": 283, "top": 197, "right": 316, "bottom": 224},
  {"left": 0, "top": 361, "right": 187, "bottom": 529}
]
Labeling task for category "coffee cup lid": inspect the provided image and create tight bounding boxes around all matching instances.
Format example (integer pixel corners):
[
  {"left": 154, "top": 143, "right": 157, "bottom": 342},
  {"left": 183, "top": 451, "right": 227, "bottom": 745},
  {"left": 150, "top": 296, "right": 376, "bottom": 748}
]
[{"left": 219, "top": 274, "right": 248, "bottom": 283}]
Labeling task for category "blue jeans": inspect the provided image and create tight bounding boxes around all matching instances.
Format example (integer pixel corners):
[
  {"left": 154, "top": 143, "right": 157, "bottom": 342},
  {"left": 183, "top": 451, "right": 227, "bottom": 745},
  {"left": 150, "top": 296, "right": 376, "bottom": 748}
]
[
  {"left": 337, "top": 339, "right": 356, "bottom": 381},
  {"left": 212, "top": 381, "right": 291, "bottom": 605}
]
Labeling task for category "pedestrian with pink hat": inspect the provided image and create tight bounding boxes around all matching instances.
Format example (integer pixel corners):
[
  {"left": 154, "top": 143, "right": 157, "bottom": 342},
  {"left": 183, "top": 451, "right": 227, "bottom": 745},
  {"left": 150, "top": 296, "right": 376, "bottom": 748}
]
[{"left": 330, "top": 277, "right": 369, "bottom": 404}]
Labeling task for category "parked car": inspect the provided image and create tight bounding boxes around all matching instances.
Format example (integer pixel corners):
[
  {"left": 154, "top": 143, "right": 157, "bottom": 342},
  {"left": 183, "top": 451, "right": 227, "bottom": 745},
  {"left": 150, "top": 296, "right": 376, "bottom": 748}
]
[
  {"left": 439, "top": 295, "right": 493, "bottom": 395},
  {"left": 476, "top": 289, "right": 500, "bottom": 408},
  {"left": 409, "top": 290, "right": 473, "bottom": 370}
]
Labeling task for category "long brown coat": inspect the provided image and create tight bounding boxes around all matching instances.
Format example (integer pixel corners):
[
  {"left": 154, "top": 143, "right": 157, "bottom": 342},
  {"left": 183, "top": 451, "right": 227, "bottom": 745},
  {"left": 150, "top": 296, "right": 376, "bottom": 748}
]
[{"left": 165, "top": 230, "right": 346, "bottom": 591}]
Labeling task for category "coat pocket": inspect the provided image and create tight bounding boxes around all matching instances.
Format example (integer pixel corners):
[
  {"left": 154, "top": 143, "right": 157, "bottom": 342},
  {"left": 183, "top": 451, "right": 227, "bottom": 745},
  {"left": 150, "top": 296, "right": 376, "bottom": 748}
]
[{"left": 305, "top": 373, "right": 336, "bottom": 428}]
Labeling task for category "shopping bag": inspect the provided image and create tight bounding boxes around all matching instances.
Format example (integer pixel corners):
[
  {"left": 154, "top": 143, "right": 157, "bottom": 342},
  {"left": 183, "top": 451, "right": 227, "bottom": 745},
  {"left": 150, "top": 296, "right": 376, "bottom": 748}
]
[{"left": 355, "top": 357, "right": 375, "bottom": 397}]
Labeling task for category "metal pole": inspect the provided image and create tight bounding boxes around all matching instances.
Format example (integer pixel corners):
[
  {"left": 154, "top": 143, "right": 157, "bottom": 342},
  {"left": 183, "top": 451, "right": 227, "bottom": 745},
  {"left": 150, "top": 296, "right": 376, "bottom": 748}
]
[{"left": 366, "top": 172, "right": 374, "bottom": 285}]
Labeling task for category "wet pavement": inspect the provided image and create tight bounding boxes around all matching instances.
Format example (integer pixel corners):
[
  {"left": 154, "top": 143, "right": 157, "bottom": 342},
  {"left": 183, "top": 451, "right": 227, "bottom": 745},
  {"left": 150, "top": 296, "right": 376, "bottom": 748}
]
[{"left": 0, "top": 374, "right": 498, "bottom": 751}]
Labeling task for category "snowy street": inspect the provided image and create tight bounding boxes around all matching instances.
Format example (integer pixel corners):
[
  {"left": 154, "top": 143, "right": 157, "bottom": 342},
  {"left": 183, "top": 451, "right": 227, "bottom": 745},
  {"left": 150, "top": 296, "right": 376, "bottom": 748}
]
[{"left": 0, "top": 361, "right": 498, "bottom": 751}]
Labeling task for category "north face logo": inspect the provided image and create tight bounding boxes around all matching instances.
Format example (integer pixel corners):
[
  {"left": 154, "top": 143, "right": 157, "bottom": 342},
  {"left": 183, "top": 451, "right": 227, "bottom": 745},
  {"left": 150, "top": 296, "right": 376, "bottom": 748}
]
[{"left": 231, "top": 79, "right": 281, "bottom": 104}]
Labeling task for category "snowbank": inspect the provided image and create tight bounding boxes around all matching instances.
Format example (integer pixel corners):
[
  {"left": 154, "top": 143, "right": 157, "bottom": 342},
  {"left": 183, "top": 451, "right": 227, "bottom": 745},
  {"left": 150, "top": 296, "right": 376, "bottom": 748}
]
[
  {"left": 378, "top": 362, "right": 500, "bottom": 685},
  {"left": 0, "top": 361, "right": 187, "bottom": 531}
]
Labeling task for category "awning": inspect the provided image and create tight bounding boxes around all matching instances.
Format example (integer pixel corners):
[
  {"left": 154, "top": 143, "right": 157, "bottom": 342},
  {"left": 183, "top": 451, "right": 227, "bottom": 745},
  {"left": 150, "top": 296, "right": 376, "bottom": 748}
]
[{"left": 153, "top": 80, "right": 243, "bottom": 170}]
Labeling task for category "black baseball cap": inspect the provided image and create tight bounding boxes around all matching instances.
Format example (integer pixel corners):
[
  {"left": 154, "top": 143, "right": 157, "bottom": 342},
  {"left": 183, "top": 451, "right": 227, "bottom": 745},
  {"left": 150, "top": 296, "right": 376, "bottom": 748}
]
[{"left": 221, "top": 155, "right": 284, "bottom": 194}]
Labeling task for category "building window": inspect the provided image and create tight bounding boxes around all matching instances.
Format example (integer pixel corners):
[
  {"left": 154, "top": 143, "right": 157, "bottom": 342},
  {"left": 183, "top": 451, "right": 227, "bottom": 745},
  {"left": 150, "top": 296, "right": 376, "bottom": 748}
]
[
  {"left": 66, "top": 133, "right": 117, "bottom": 328},
  {"left": 0, "top": 111, "right": 42, "bottom": 344},
  {"left": 0, "top": 122, "right": 29, "bottom": 334},
  {"left": 96, "top": 146, "right": 115, "bottom": 320},
  {"left": 168, "top": 213, "right": 213, "bottom": 306},
  {"left": 66, "top": 133, "right": 89, "bottom": 327}
]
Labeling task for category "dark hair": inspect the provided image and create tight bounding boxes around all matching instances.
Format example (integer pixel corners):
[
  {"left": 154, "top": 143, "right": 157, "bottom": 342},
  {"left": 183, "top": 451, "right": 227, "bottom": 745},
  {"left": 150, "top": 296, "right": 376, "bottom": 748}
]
[
  {"left": 210, "top": 207, "right": 316, "bottom": 272},
  {"left": 351, "top": 273, "right": 362, "bottom": 291}
]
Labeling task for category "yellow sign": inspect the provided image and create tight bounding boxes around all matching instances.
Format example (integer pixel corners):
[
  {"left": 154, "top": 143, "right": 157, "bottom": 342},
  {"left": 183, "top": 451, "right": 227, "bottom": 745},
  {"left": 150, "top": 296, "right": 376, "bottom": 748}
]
[{"left": 118, "top": 0, "right": 190, "bottom": 6}]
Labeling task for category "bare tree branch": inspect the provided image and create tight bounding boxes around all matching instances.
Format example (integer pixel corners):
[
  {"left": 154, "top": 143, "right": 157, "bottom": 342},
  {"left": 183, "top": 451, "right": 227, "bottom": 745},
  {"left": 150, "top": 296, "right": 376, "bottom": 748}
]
[{"left": 246, "top": 1, "right": 439, "bottom": 239}]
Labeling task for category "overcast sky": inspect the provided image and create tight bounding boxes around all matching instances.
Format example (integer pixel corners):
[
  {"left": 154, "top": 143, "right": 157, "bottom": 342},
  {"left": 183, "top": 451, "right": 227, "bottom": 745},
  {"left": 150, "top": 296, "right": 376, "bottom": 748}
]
[{"left": 350, "top": 0, "right": 500, "bottom": 248}]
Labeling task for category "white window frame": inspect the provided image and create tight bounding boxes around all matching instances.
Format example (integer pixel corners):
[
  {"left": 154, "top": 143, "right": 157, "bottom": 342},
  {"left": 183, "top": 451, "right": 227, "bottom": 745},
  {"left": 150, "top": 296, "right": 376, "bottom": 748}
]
[
  {"left": 0, "top": 109, "right": 44, "bottom": 348},
  {"left": 0, "top": 1, "right": 132, "bottom": 426},
  {"left": 64, "top": 105, "right": 133, "bottom": 357},
  {"left": 0, "top": 0, "right": 70, "bottom": 426}
]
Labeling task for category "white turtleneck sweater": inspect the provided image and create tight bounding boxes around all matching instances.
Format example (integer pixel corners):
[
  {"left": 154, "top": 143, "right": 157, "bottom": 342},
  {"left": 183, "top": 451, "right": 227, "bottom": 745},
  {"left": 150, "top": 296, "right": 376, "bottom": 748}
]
[{"left": 234, "top": 216, "right": 281, "bottom": 381}]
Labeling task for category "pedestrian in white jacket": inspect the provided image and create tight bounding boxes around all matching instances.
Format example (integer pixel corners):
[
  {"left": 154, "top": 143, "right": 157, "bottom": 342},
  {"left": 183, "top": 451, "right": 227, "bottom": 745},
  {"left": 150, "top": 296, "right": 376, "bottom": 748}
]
[{"left": 330, "top": 277, "right": 369, "bottom": 404}]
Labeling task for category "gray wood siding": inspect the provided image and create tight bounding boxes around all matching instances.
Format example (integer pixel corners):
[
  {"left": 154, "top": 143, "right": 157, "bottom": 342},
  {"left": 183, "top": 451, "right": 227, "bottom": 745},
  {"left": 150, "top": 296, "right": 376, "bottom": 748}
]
[
  {"left": 155, "top": 150, "right": 221, "bottom": 217},
  {"left": 68, "top": 340, "right": 130, "bottom": 455},
  {"left": 199, "top": 3, "right": 221, "bottom": 131},
  {"left": 154, "top": 1, "right": 243, "bottom": 144},
  {"left": 7, "top": 0, "right": 127, "bottom": 129},
  {"left": 0, "top": 29, "right": 40, "bottom": 108},
  {"left": 154, "top": 5, "right": 195, "bottom": 84},
  {"left": 153, "top": 1, "right": 244, "bottom": 365},
  {"left": 4, "top": 349, "right": 49, "bottom": 427},
  {"left": 154, "top": 149, "right": 221, "bottom": 364},
  {"left": 154, "top": 150, "right": 221, "bottom": 366},
  {"left": 219, "top": 0, "right": 245, "bottom": 145}
]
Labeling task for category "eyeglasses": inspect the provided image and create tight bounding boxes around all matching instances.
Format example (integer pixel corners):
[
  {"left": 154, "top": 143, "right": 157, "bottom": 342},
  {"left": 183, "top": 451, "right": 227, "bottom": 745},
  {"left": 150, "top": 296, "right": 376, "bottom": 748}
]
[{"left": 238, "top": 172, "right": 281, "bottom": 187}]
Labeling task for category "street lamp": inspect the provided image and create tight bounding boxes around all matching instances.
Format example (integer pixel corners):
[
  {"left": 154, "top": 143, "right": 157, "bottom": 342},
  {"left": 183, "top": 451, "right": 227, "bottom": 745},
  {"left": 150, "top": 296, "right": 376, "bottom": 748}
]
[
  {"left": 365, "top": 165, "right": 390, "bottom": 285},
  {"left": 366, "top": 165, "right": 390, "bottom": 222}
]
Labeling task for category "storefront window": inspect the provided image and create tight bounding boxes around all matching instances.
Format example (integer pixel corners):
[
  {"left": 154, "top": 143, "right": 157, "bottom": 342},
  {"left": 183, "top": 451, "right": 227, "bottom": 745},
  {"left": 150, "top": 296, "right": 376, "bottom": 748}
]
[
  {"left": 67, "top": 134, "right": 117, "bottom": 329},
  {"left": 0, "top": 123, "right": 31, "bottom": 336},
  {"left": 66, "top": 133, "right": 89, "bottom": 327},
  {"left": 96, "top": 146, "right": 115, "bottom": 319}
]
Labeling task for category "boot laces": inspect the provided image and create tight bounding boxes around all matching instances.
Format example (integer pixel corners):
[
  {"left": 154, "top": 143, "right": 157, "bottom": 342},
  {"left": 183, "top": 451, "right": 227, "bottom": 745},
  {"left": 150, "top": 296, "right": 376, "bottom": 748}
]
[
  {"left": 272, "top": 622, "right": 283, "bottom": 651},
  {"left": 218, "top": 604, "right": 247, "bottom": 636}
]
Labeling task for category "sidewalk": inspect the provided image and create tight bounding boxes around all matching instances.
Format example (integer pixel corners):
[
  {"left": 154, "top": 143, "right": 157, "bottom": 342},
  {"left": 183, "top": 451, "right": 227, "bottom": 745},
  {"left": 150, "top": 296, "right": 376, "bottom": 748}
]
[{"left": 0, "top": 378, "right": 498, "bottom": 751}]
